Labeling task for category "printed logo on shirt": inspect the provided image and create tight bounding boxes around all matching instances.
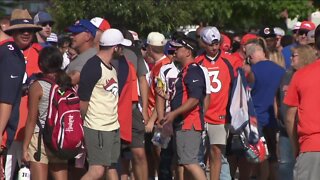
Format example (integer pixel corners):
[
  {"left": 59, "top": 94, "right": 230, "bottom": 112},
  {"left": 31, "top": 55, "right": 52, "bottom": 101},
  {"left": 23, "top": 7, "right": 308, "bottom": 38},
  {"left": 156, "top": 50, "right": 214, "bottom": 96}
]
[
  {"left": 103, "top": 78, "right": 118, "bottom": 96},
  {"left": 7, "top": 44, "right": 14, "bottom": 51},
  {"left": 10, "top": 75, "right": 19, "bottom": 79}
]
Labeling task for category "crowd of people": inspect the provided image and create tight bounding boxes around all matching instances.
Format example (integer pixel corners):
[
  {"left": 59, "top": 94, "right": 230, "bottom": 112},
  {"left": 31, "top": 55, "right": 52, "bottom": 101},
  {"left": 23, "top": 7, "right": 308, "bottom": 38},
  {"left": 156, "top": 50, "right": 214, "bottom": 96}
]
[{"left": 0, "top": 7, "right": 320, "bottom": 180}]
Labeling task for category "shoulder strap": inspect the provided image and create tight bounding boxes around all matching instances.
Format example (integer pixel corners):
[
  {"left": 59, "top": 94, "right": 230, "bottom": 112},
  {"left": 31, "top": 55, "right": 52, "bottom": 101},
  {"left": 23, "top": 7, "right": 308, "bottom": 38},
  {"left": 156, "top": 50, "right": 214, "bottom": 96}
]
[
  {"left": 222, "top": 57, "right": 235, "bottom": 84},
  {"left": 222, "top": 57, "right": 235, "bottom": 123}
]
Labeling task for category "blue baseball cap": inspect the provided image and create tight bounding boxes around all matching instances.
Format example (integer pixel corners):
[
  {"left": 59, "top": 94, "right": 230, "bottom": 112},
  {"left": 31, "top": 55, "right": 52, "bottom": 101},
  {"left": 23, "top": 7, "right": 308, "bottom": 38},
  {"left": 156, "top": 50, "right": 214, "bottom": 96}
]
[{"left": 67, "top": 19, "right": 97, "bottom": 37}]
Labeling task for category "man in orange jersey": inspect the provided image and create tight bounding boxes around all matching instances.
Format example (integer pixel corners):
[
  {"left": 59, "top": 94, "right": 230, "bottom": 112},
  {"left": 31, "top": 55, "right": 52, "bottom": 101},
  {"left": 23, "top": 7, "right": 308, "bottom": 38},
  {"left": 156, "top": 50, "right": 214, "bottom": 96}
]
[
  {"left": 195, "top": 26, "right": 233, "bottom": 180},
  {"left": 145, "top": 32, "right": 172, "bottom": 179}
]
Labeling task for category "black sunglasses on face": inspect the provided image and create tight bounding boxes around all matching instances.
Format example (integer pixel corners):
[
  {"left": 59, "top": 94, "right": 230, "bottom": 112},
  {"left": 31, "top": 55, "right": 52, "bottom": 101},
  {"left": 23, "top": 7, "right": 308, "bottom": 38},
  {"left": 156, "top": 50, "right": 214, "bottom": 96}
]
[
  {"left": 298, "top": 30, "right": 309, "bottom": 36},
  {"left": 41, "top": 22, "right": 54, "bottom": 27},
  {"left": 17, "top": 28, "right": 35, "bottom": 33}
]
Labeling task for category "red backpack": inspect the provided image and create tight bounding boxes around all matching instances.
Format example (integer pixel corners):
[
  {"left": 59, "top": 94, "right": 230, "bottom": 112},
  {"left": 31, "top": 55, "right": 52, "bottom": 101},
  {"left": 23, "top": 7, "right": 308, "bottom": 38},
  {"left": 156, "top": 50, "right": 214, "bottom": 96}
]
[{"left": 34, "top": 77, "right": 84, "bottom": 161}]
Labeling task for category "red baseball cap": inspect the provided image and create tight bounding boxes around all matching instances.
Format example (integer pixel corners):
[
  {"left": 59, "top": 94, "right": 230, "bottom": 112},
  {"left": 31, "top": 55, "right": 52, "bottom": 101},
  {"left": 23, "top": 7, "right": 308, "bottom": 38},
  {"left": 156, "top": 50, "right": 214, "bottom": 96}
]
[
  {"left": 300, "top": 21, "right": 316, "bottom": 31},
  {"left": 221, "top": 33, "right": 231, "bottom": 51},
  {"left": 241, "top": 33, "right": 258, "bottom": 45}
]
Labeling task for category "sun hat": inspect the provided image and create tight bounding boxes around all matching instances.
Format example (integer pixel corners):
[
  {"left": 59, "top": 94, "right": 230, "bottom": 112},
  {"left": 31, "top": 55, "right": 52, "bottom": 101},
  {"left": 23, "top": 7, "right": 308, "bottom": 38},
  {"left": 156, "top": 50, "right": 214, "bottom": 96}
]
[
  {"left": 4, "top": 9, "right": 42, "bottom": 34},
  {"left": 100, "top": 28, "right": 132, "bottom": 47}
]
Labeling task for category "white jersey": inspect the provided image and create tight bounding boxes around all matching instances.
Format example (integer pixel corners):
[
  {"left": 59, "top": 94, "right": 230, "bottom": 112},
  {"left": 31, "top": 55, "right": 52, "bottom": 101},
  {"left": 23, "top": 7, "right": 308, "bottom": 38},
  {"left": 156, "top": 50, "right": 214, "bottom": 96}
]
[{"left": 158, "top": 62, "right": 180, "bottom": 112}]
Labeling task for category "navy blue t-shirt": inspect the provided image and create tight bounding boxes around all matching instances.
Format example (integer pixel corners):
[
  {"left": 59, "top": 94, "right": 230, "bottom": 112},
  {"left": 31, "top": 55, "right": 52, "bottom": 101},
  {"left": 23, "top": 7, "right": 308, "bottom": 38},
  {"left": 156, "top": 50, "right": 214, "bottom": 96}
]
[
  {"left": 0, "top": 39, "right": 25, "bottom": 147},
  {"left": 250, "top": 60, "right": 285, "bottom": 127}
]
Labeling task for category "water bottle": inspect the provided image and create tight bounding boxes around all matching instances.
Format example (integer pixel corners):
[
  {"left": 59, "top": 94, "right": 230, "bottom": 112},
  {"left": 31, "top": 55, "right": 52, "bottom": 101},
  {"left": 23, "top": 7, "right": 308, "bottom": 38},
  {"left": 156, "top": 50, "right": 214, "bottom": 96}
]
[
  {"left": 152, "top": 127, "right": 163, "bottom": 147},
  {"left": 18, "top": 165, "right": 30, "bottom": 180},
  {"left": 151, "top": 124, "right": 172, "bottom": 149}
]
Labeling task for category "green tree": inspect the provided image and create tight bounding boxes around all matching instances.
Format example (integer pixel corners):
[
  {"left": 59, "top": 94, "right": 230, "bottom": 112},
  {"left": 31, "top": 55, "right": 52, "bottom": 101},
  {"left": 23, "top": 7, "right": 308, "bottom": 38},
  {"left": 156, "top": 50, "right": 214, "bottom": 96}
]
[
  {"left": 0, "top": 1, "right": 16, "bottom": 18},
  {"left": 49, "top": 0, "right": 316, "bottom": 37}
]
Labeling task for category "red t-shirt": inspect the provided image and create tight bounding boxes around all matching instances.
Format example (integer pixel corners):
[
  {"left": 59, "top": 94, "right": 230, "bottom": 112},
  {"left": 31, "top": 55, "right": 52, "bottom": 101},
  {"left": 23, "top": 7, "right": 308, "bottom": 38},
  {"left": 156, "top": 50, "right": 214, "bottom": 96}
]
[
  {"left": 195, "top": 52, "right": 233, "bottom": 125},
  {"left": 117, "top": 61, "right": 138, "bottom": 143},
  {"left": 147, "top": 56, "right": 171, "bottom": 116},
  {"left": 284, "top": 60, "right": 320, "bottom": 152}
]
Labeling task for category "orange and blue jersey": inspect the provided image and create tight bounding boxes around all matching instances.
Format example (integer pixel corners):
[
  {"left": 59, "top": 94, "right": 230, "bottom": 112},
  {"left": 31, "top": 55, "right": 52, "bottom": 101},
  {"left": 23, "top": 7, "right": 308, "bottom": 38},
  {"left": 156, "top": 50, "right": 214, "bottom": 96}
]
[
  {"left": 170, "top": 62, "right": 206, "bottom": 131},
  {"left": 195, "top": 50, "right": 234, "bottom": 125}
]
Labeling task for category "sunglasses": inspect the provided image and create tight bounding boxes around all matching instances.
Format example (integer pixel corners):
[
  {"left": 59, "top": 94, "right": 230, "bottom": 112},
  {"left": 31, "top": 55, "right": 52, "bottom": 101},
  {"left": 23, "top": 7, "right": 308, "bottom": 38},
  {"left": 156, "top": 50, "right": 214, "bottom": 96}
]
[
  {"left": 41, "top": 22, "right": 54, "bottom": 27},
  {"left": 167, "top": 49, "right": 176, "bottom": 55},
  {"left": 16, "top": 28, "right": 35, "bottom": 33},
  {"left": 298, "top": 30, "right": 309, "bottom": 36},
  {"left": 291, "top": 53, "right": 299, "bottom": 58}
]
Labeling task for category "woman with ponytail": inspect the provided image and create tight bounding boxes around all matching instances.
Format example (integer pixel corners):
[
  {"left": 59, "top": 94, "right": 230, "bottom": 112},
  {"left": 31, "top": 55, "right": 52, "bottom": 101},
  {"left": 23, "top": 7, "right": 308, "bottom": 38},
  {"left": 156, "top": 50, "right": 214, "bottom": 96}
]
[
  {"left": 22, "top": 46, "right": 69, "bottom": 180},
  {"left": 242, "top": 38, "right": 285, "bottom": 180}
]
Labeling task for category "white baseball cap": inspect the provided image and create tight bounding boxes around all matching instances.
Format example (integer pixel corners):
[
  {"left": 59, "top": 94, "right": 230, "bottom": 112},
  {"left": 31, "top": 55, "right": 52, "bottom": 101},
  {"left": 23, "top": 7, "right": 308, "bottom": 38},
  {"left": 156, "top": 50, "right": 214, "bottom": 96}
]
[
  {"left": 147, "top": 32, "right": 166, "bottom": 46},
  {"left": 200, "top": 26, "right": 221, "bottom": 44},
  {"left": 100, "top": 28, "right": 132, "bottom": 46},
  {"left": 90, "top": 17, "right": 110, "bottom": 31}
]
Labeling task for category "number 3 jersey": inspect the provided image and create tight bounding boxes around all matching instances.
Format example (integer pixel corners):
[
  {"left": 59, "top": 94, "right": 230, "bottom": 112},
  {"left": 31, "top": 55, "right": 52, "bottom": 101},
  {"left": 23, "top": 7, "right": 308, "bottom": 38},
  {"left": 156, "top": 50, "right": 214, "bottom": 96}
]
[{"left": 195, "top": 51, "right": 233, "bottom": 125}]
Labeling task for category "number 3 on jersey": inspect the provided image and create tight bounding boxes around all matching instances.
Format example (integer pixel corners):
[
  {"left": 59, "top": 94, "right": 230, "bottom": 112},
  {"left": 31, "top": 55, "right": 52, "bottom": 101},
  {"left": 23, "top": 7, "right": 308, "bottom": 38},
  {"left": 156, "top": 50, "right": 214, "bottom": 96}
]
[{"left": 208, "top": 70, "right": 222, "bottom": 93}]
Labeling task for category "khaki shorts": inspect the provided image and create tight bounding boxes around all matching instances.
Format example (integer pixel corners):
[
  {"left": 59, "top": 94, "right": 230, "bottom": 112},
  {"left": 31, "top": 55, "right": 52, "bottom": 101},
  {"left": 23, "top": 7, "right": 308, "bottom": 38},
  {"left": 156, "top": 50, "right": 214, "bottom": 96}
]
[
  {"left": 28, "top": 133, "right": 67, "bottom": 164},
  {"left": 206, "top": 124, "right": 229, "bottom": 145}
]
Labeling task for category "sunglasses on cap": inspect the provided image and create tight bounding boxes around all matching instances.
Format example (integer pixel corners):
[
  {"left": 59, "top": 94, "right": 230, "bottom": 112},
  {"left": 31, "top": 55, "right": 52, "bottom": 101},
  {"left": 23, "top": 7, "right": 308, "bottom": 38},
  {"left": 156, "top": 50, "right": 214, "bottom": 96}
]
[
  {"left": 41, "top": 22, "right": 54, "bottom": 27},
  {"left": 177, "top": 39, "right": 194, "bottom": 50}
]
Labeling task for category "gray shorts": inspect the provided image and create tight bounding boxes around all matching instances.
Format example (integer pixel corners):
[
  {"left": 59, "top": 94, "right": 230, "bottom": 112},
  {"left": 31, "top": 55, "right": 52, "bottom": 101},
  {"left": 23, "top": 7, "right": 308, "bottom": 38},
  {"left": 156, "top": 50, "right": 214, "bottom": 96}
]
[
  {"left": 130, "top": 106, "right": 145, "bottom": 148},
  {"left": 294, "top": 152, "right": 320, "bottom": 180},
  {"left": 175, "top": 129, "right": 201, "bottom": 165},
  {"left": 84, "top": 127, "right": 120, "bottom": 166},
  {"left": 207, "top": 124, "right": 229, "bottom": 145}
]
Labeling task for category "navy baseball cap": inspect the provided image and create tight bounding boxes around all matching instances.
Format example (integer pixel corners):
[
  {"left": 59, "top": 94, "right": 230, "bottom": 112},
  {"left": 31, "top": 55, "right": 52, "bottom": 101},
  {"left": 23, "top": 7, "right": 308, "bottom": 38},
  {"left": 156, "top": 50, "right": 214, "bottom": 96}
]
[
  {"left": 259, "top": 27, "right": 276, "bottom": 39},
  {"left": 67, "top": 19, "right": 97, "bottom": 37},
  {"left": 34, "top": 11, "right": 54, "bottom": 25}
]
